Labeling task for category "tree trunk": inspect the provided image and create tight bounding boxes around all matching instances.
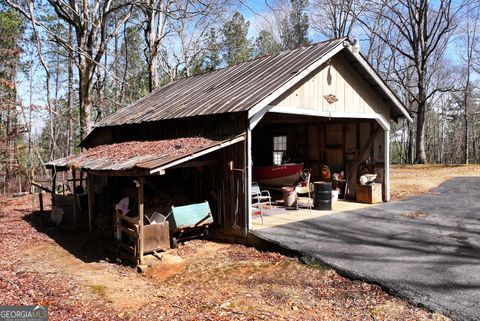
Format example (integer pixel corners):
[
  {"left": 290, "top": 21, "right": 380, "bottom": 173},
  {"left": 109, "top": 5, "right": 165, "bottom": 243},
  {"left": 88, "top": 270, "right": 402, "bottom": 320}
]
[
  {"left": 415, "top": 100, "right": 427, "bottom": 164},
  {"left": 79, "top": 56, "right": 94, "bottom": 140},
  {"left": 114, "top": 14, "right": 119, "bottom": 105},
  {"left": 415, "top": 66, "right": 428, "bottom": 164},
  {"left": 407, "top": 121, "right": 414, "bottom": 164},
  {"left": 144, "top": 0, "right": 168, "bottom": 92},
  {"left": 146, "top": 2, "right": 159, "bottom": 92},
  {"left": 67, "top": 25, "right": 74, "bottom": 155},
  {"left": 473, "top": 120, "right": 478, "bottom": 163},
  {"left": 464, "top": 95, "right": 469, "bottom": 164},
  {"left": 149, "top": 55, "right": 159, "bottom": 92},
  {"left": 52, "top": 53, "right": 61, "bottom": 160},
  {"left": 463, "top": 68, "right": 470, "bottom": 165}
]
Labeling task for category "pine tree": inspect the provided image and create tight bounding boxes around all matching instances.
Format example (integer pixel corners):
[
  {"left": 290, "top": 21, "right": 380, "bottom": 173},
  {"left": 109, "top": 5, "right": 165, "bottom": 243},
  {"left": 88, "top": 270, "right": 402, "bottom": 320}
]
[
  {"left": 222, "top": 12, "right": 252, "bottom": 66},
  {"left": 0, "top": 8, "right": 23, "bottom": 193},
  {"left": 119, "top": 25, "right": 149, "bottom": 105},
  {"left": 255, "top": 30, "right": 282, "bottom": 57},
  {"left": 190, "top": 28, "right": 222, "bottom": 75},
  {"left": 280, "top": 0, "right": 310, "bottom": 50},
  {"left": 203, "top": 28, "right": 221, "bottom": 72}
]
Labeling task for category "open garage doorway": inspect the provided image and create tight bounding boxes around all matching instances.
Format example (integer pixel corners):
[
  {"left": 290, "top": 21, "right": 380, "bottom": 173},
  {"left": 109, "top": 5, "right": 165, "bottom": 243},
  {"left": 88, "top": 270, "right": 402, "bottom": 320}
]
[{"left": 249, "top": 112, "right": 388, "bottom": 229}]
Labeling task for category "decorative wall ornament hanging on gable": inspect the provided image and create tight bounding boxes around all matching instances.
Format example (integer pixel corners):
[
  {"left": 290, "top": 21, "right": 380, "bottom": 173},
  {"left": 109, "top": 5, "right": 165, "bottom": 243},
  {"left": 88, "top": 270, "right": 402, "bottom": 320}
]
[{"left": 324, "top": 94, "right": 338, "bottom": 104}]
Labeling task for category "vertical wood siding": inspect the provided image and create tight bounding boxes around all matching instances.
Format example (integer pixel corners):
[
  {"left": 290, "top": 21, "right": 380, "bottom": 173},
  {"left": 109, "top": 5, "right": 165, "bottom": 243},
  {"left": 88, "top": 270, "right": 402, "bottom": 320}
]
[{"left": 271, "top": 52, "right": 391, "bottom": 121}]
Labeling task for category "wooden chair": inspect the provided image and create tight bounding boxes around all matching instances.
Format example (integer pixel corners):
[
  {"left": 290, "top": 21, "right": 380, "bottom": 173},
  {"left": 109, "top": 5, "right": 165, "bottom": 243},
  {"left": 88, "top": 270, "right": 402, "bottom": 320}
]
[
  {"left": 295, "top": 172, "right": 313, "bottom": 210},
  {"left": 295, "top": 185, "right": 313, "bottom": 210}
]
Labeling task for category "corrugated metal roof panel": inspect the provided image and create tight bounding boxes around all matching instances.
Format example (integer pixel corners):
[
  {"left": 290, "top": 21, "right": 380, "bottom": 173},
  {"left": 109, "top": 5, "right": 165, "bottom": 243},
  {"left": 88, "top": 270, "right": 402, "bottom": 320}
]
[{"left": 95, "top": 39, "right": 346, "bottom": 127}]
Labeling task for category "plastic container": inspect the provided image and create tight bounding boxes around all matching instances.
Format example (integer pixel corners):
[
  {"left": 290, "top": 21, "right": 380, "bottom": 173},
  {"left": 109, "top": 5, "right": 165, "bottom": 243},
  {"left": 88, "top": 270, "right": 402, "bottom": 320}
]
[
  {"left": 331, "top": 190, "right": 339, "bottom": 202},
  {"left": 282, "top": 186, "right": 297, "bottom": 207}
]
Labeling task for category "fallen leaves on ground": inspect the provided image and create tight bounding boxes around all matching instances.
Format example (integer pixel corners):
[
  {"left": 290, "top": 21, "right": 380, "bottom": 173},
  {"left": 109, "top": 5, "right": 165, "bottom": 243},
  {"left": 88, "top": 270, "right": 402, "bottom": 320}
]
[
  {"left": 403, "top": 211, "right": 429, "bottom": 219},
  {"left": 390, "top": 164, "right": 480, "bottom": 200},
  {"left": 0, "top": 195, "right": 448, "bottom": 320}
]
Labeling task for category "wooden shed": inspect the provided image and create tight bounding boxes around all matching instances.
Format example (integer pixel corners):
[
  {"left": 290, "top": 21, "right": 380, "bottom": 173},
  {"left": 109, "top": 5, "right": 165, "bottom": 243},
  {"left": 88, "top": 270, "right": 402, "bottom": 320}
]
[{"left": 46, "top": 38, "right": 411, "bottom": 262}]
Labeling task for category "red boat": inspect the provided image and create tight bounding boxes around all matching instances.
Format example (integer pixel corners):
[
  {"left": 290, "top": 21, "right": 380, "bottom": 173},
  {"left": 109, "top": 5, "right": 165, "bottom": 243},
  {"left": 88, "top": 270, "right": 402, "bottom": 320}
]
[{"left": 252, "top": 164, "right": 303, "bottom": 186}]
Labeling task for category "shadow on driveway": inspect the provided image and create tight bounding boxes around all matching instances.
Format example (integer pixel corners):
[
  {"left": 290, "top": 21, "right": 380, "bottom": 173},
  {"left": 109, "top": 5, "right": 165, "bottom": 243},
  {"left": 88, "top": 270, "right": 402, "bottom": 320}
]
[{"left": 250, "top": 177, "right": 480, "bottom": 321}]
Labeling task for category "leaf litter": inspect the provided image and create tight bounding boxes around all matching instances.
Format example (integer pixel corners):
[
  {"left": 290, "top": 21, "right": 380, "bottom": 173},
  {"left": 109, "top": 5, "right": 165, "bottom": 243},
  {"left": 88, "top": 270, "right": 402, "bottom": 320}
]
[{"left": 0, "top": 195, "right": 449, "bottom": 321}]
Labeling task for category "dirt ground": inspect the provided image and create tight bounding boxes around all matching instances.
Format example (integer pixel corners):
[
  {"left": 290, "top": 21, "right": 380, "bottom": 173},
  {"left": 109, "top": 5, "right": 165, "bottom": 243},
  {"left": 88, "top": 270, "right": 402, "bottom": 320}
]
[
  {"left": 390, "top": 164, "right": 480, "bottom": 200},
  {"left": 0, "top": 165, "right": 466, "bottom": 320}
]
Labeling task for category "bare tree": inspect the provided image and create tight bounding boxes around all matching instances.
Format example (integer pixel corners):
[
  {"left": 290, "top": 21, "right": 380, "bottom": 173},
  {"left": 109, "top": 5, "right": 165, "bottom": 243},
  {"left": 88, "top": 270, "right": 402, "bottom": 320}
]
[
  {"left": 168, "top": 0, "right": 223, "bottom": 77},
  {"left": 138, "top": 0, "right": 172, "bottom": 92},
  {"left": 6, "top": 0, "right": 133, "bottom": 139},
  {"left": 359, "top": 0, "right": 459, "bottom": 164},
  {"left": 51, "top": 1, "right": 132, "bottom": 138},
  {"left": 138, "top": 0, "right": 231, "bottom": 91},
  {"left": 311, "top": 0, "right": 364, "bottom": 38},
  {"left": 458, "top": 0, "right": 480, "bottom": 164},
  {"left": 26, "top": 1, "right": 58, "bottom": 160},
  {"left": 66, "top": 25, "right": 75, "bottom": 155}
]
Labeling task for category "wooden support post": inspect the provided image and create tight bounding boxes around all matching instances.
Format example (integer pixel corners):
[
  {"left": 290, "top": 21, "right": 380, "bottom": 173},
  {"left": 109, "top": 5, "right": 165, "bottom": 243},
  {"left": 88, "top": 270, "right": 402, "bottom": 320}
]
[
  {"left": 31, "top": 182, "right": 35, "bottom": 209},
  {"left": 342, "top": 123, "right": 347, "bottom": 169},
  {"left": 138, "top": 176, "right": 144, "bottom": 265},
  {"left": 322, "top": 124, "right": 326, "bottom": 161},
  {"left": 369, "top": 122, "right": 374, "bottom": 161},
  {"left": 72, "top": 169, "right": 77, "bottom": 227},
  {"left": 80, "top": 169, "right": 84, "bottom": 189},
  {"left": 51, "top": 170, "right": 56, "bottom": 206},
  {"left": 317, "top": 124, "right": 322, "bottom": 164},
  {"left": 384, "top": 129, "right": 391, "bottom": 202},
  {"left": 116, "top": 211, "right": 122, "bottom": 241},
  {"left": 246, "top": 128, "right": 253, "bottom": 231},
  {"left": 38, "top": 193, "right": 44, "bottom": 214},
  {"left": 87, "top": 174, "right": 93, "bottom": 233},
  {"left": 242, "top": 138, "right": 248, "bottom": 237},
  {"left": 356, "top": 122, "right": 360, "bottom": 150}
]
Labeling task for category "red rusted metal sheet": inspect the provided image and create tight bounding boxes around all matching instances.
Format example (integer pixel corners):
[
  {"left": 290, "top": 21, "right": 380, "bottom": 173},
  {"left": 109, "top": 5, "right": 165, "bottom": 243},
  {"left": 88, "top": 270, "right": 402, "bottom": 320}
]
[{"left": 45, "top": 136, "right": 245, "bottom": 173}]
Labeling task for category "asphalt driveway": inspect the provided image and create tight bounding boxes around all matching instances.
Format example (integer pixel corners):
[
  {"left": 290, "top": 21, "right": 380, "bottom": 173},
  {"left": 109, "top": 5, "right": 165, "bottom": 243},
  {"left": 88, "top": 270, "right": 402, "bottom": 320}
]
[{"left": 250, "top": 177, "right": 480, "bottom": 321}]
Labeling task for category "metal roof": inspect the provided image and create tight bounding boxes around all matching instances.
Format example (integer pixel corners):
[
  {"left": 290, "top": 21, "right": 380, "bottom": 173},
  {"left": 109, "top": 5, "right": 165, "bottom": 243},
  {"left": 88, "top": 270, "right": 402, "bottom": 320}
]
[
  {"left": 93, "top": 37, "right": 411, "bottom": 133},
  {"left": 95, "top": 38, "right": 347, "bottom": 127},
  {"left": 46, "top": 136, "right": 245, "bottom": 174}
]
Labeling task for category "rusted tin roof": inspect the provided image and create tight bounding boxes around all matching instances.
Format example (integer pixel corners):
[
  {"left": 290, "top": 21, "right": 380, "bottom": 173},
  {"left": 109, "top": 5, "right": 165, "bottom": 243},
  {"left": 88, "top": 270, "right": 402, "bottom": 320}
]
[
  {"left": 46, "top": 136, "right": 245, "bottom": 174},
  {"left": 96, "top": 38, "right": 346, "bottom": 127}
]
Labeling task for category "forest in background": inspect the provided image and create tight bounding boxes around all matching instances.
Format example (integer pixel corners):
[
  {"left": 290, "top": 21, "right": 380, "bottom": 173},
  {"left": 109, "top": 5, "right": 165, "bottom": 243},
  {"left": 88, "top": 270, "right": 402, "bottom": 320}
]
[{"left": 1, "top": 0, "right": 479, "bottom": 194}]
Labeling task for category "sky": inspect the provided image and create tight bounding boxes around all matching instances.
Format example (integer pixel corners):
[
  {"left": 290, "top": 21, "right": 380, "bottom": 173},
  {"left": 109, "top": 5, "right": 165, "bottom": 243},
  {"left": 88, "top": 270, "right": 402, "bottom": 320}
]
[
  {"left": 239, "top": 0, "right": 271, "bottom": 20},
  {"left": 17, "top": 1, "right": 274, "bottom": 137},
  {"left": 15, "top": 0, "right": 467, "bottom": 137}
]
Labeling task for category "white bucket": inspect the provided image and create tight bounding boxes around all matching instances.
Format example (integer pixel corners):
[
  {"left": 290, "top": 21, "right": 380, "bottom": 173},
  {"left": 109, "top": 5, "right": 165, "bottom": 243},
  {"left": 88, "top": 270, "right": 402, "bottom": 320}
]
[{"left": 331, "top": 190, "right": 339, "bottom": 202}]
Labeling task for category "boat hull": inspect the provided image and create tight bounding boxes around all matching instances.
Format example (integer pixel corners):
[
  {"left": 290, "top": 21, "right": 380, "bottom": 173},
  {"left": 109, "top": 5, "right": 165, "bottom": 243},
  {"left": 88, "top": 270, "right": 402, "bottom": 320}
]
[{"left": 253, "top": 164, "right": 303, "bottom": 186}]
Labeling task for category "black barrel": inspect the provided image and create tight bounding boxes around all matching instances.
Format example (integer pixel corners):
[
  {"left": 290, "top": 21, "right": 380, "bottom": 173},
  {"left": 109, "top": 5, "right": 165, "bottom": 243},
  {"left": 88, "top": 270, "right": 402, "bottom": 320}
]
[{"left": 313, "top": 181, "right": 332, "bottom": 210}]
